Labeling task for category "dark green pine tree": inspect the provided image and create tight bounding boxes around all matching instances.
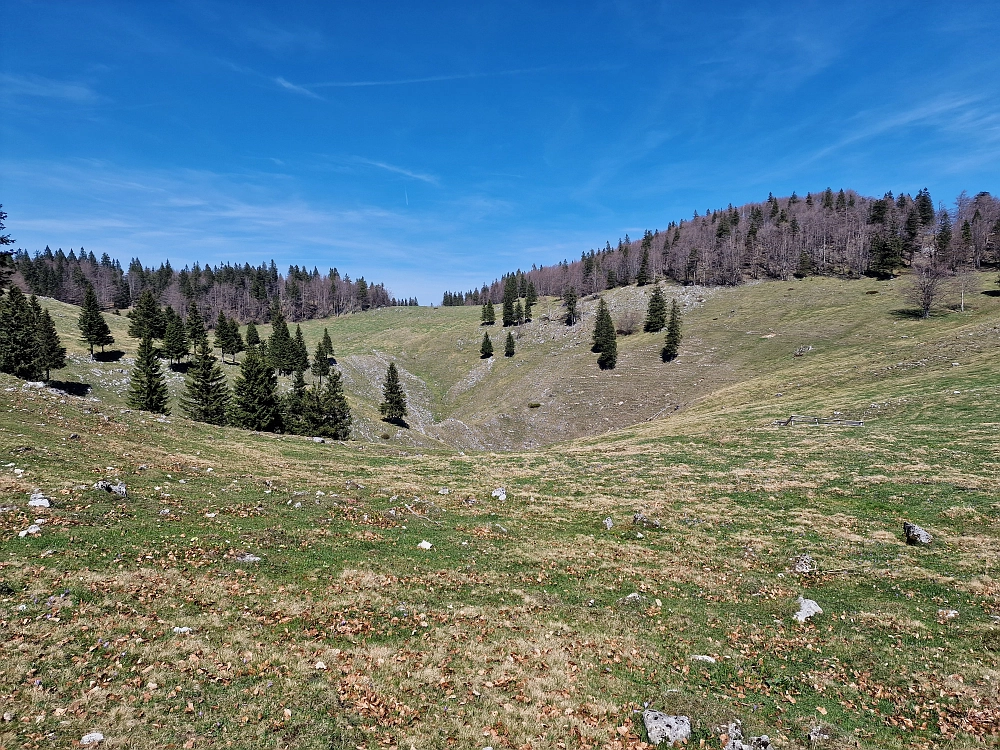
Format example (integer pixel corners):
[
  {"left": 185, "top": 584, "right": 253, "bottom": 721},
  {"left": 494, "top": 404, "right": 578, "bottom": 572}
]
[
  {"left": 281, "top": 369, "right": 309, "bottom": 435},
  {"left": 128, "top": 289, "right": 165, "bottom": 340},
  {"left": 481, "top": 300, "right": 496, "bottom": 325},
  {"left": 504, "top": 331, "right": 515, "bottom": 358},
  {"left": 0, "top": 286, "right": 41, "bottom": 379},
  {"left": 179, "top": 340, "right": 230, "bottom": 425},
  {"left": 230, "top": 345, "right": 282, "bottom": 432},
  {"left": 0, "top": 205, "right": 14, "bottom": 291},
  {"left": 267, "top": 306, "right": 294, "bottom": 375},
  {"left": 563, "top": 287, "right": 578, "bottom": 326},
  {"left": 514, "top": 299, "right": 524, "bottom": 325},
  {"left": 78, "top": 284, "right": 114, "bottom": 357},
  {"left": 321, "top": 327, "right": 334, "bottom": 359},
  {"left": 292, "top": 325, "right": 309, "bottom": 373},
  {"left": 525, "top": 281, "right": 538, "bottom": 310},
  {"left": 35, "top": 307, "right": 66, "bottom": 380},
  {"left": 186, "top": 301, "right": 207, "bottom": 350},
  {"left": 308, "top": 368, "right": 352, "bottom": 440},
  {"left": 661, "top": 299, "right": 683, "bottom": 362},
  {"left": 127, "top": 336, "right": 170, "bottom": 414},
  {"left": 595, "top": 299, "right": 617, "bottom": 370},
  {"left": 379, "top": 362, "right": 408, "bottom": 425},
  {"left": 480, "top": 331, "right": 494, "bottom": 358},
  {"left": 245, "top": 321, "right": 260, "bottom": 347},
  {"left": 502, "top": 276, "right": 517, "bottom": 326},
  {"left": 636, "top": 248, "right": 651, "bottom": 286},
  {"left": 162, "top": 311, "right": 189, "bottom": 365},
  {"left": 311, "top": 340, "right": 330, "bottom": 384},
  {"left": 214, "top": 312, "right": 234, "bottom": 361},
  {"left": 643, "top": 285, "right": 667, "bottom": 332}
]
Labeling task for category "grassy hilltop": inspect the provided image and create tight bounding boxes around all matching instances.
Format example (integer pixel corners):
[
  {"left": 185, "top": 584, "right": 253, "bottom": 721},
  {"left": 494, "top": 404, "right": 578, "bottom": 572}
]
[{"left": 2, "top": 274, "right": 999, "bottom": 749}]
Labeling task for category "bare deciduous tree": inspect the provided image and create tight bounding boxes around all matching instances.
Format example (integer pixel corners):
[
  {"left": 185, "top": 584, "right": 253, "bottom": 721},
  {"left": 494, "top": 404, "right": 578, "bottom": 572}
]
[{"left": 905, "top": 260, "right": 949, "bottom": 318}]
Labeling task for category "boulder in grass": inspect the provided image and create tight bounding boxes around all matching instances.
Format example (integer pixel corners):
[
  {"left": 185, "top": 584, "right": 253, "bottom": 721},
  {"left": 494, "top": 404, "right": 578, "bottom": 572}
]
[
  {"left": 80, "top": 732, "right": 105, "bottom": 745},
  {"left": 723, "top": 721, "right": 772, "bottom": 750},
  {"left": 793, "top": 596, "right": 822, "bottom": 623},
  {"left": 28, "top": 492, "right": 50, "bottom": 508},
  {"left": 903, "top": 522, "right": 932, "bottom": 545},
  {"left": 642, "top": 711, "right": 690, "bottom": 746}
]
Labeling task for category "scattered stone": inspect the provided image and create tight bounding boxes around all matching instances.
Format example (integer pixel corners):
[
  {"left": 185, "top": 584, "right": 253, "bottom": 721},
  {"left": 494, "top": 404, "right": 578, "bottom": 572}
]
[
  {"left": 313, "top": 437, "right": 325, "bottom": 443},
  {"left": 417, "top": 540, "right": 433, "bottom": 550},
  {"left": 723, "top": 721, "right": 772, "bottom": 750},
  {"left": 793, "top": 596, "right": 822, "bottom": 623},
  {"left": 807, "top": 726, "right": 830, "bottom": 744},
  {"left": 172, "top": 626, "right": 192, "bottom": 634},
  {"left": 603, "top": 517, "right": 614, "bottom": 530},
  {"left": 491, "top": 487, "right": 507, "bottom": 501},
  {"left": 205, "top": 512, "right": 217, "bottom": 518},
  {"left": 937, "top": 609, "right": 959, "bottom": 620},
  {"left": 159, "top": 509, "right": 171, "bottom": 516},
  {"left": 2, "top": 712, "right": 12, "bottom": 722},
  {"left": 903, "top": 522, "right": 932, "bottom": 545},
  {"left": 438, "top": 488, "right": 449, "bottom": 495},
  {"left": 28, "top": 492, "right": 50, "bottom": 508},
  {"left": 636, "top": 532, "right": 644, "bottom": 539},
  {"left": 235, "top": 553, "right": 261, "bottom": 563},
  {"left": 617, "top": 592, "right": 646, "bottom": 607},
  {"left": 632, "top": 510, "right": 661, "bottom": 529},
  {"left": 80, "top": 732, "right": 105, "bottom": 745},
  {"left": 22, "top": 381, "right": 45, "bottom": 390},
  {"left": 93, "top": 480, "right": 127, "bottom": 497},
  {"left": 18, "top": 525, "right": 41, "bottom": 538},
  {"left": 315, "top": 661, "right": 327, "bottom": 670},
  {"left": 793, "top": 554, "right": 816, "bottom": 574},
  {"left": 69, "top": 433, "right": 80, "bottom": 440},
  {"left": 690, "top": 654, "right": 716, "bottom": 664},
  {"left": 642, "top": 710, "right": 691, "bottom": 746}
]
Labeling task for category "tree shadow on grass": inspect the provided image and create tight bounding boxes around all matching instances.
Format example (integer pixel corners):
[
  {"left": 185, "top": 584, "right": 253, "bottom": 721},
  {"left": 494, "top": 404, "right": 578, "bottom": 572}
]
[
  {"left": 982, "top": 290, "right": 1000, "bottom": 297},
  {"left": 93, "top": 350, "right": 125, "bottom": 362},
  {"left": 169, "top": 362, "right": 190, "bottom": 374},
  {"left": 47, "top": 380, "right": 92, "bottom": 397},
  {"left": 381, "top": 417, "right": 409, "bottom": 429},
  {"left": 889, "top": 308, "right": 927, "bottom": 320}
]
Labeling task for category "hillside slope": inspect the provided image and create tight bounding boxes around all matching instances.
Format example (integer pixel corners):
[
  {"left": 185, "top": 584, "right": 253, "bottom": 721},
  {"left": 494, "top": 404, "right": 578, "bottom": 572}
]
[{"left": 36, "top": 272, "right": 1000, "bottom": 450}]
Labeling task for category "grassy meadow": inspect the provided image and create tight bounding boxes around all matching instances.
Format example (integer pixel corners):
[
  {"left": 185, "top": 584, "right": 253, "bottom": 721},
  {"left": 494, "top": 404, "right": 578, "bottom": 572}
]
[{"left": 1, "top": 273, "right": 999, "bottom": 749}]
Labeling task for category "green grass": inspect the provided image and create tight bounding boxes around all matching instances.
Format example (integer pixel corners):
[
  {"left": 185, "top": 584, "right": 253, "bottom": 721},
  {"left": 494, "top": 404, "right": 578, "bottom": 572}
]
[{"left": 2, "top": 274, "right": 999, "bottom": 748}]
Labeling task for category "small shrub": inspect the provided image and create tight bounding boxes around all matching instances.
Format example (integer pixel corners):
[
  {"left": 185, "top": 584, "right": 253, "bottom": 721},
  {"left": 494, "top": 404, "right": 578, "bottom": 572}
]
[
  {"left": 528, "top": 402, "right": 541, "bottom": 409},
  {"left": 379, "top": 432, "right": 390, "bottom": 440}
]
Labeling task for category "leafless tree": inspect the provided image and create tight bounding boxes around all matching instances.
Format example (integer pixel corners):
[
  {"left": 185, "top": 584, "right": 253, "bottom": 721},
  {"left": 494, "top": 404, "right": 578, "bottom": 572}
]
[{"left": 905, "top": 260, "right": 949, "bottom": 318}]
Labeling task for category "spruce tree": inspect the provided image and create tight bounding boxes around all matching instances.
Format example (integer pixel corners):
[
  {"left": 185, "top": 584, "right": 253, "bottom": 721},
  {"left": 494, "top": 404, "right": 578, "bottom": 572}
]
[
  {"left": 596, "top": 299, "right": 617, "bottom": 370},
  {"left": 186, "top": 301, "right": 207, "bottom": 349},
  {"left": 502, "top": 276, "right": 517, "bottom": 326},
  {"left": 180, "top": 340, "right": 230, "bottom": 425},
  {"left": 214, "top": 312, "right": 234, "bottom": 361},
  {"left": 481, "top": 300, "right": 496, "bottom": 325},
  {"left": 514, "top": 299, "right": 524, "bottom": 325},
  {"left": 592, "top": 297, "right": 615, "bottom": 353},
  {"left": 0, "top": 205, "right": 13, "bottom": 291},
  {"left": 0, "top": 286, "right": 41, "bottom": 379},
  {"left": 230, "top": 345, "right": 281, "bottom": 431},
  {"left": 309, "top": 368, "right": 352, "bottom": 440},
  {"left": 523, "top": 295, "right": 533, "bottom": 322},
  {"left": 661, "top": 299, "right": 682, "bottom": 362},
  {"left": 128, "top": 289, "right": 165, "bottom": 340},
  {"left": 78, "top": 284, "right": 114, "bottom": 356},
  {"left": 282, "top": 369, "right": 309, "bottom": 434},
  {"left": 245, "top": 321, "right": 260, "bottom": 347},
  {"left": 504, "top": 331, "right": 515, "bottom": 358},
  {"left": 292, "top": 324, "right": 309, "bottom": 373},
  {"left": 379, "top": 362, "right": 408, "bottom": 425},
  {"left": 311, "top": 340, "right": 330, "bottom": 384},
  {"left": 36, "top": 308, "right": 66, "bottom": 380},
  {"left": 162, "top": 312, "right": 189, "bottom": 365},
  {"left": 525, "top": 281, "right": 538, "bottom": 309},
  {"left": 643, "top": 285, "right": 667, "bottom": 333},
  {"left": 480, "top": 331, "right": 494, "bottom": 358},
  {"left": 127, "top": 336, "right": 170, "bottom": 414},
  {"left": 636, "top": 248, "right": 651, "bottom": 286},
  {"left": 267, "top": 306, "right": 294, "bottom": 374},
  {"left": 564, "top": 287, "right": 578, "bottom": 325},
  {"left": 321, "top": 327, "right": 333, "bottom": 359}
]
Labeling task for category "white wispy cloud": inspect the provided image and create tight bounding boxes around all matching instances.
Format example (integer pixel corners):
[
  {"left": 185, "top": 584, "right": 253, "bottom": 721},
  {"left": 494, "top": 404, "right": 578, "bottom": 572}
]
[
  {"left": 357, "top": 158, "right": 440, "bottom": 186},
  {"left": 0, "top": 73, "right": 98, "bottom": 103},
  {"left": 273, "top": 76, "right": 323, "bottom": 100}
]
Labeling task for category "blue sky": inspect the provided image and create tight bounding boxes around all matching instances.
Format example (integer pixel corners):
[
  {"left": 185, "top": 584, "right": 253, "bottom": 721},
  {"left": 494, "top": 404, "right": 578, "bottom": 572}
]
[{"left": 2, "top": 1, "right": 999, "bottom": 302}]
